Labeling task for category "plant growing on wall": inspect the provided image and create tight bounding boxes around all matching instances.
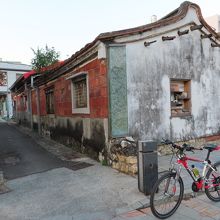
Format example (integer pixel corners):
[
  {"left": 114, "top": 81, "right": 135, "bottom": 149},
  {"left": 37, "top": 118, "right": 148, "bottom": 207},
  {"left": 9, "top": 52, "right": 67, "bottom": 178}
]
[{"left": 31, "top": 45, "right": 60, "bottom": 71}]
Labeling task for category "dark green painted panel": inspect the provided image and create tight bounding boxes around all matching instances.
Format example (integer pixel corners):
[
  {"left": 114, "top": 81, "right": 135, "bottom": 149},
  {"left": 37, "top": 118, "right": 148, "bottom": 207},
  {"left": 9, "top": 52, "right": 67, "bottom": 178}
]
[{"left": 108, "top": 46, "right": 128, "bottom": 136}]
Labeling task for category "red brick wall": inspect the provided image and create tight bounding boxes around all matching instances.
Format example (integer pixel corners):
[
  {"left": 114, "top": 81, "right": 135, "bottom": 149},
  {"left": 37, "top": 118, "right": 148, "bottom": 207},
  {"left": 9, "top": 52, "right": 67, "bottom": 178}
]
[
  {"left": 16, "top": 95, "right": 27, "bottom": 112},
  {"left": 40, "top": 88, "right": 47, "bottom": 116},
  {"left": 31, "top": 58, "right": 108, "bottom": 118},
  {"left": 77, "top": 58, "right": 108, "bottom": 118},
  {"left": 16, "top": 95, "right": 22, "bottom": 112},
  {"left": 54, "top": 77, "right": 72, "bottom": 116}
]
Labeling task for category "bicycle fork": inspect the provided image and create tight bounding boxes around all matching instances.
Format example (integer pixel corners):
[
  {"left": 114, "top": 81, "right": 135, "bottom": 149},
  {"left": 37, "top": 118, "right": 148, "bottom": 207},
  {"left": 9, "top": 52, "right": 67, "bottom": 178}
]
[{"left": 164, "top": 164, "right": 182, "bottom": 196}]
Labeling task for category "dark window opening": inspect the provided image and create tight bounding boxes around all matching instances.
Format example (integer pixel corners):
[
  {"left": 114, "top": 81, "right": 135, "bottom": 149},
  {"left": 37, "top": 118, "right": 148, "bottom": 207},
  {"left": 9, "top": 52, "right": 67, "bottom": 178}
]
[
  {"left": 170, "top": 79, "right": 191, "bottom": 117},
  {"left": 45, "top": 87, "right": 54, "bottom": 114}
]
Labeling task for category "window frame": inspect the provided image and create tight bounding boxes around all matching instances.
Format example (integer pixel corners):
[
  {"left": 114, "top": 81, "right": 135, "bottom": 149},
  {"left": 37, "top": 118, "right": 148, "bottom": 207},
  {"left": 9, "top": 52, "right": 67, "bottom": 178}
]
[
  {"left": 70, "top": 72, "right": 90, "bottom": 114},
  {"left": 170, "top": 79, "right": 191, "bottom": 118},
  {"left": 45, "top": 86, "right": 55, "bottom": 114}
]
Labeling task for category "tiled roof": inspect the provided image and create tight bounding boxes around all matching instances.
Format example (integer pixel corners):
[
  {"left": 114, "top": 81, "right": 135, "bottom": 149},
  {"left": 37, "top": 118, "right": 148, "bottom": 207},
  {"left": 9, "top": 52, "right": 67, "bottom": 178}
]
[{"left": 11, "top": 1, "right": 220, "bottom": 92}]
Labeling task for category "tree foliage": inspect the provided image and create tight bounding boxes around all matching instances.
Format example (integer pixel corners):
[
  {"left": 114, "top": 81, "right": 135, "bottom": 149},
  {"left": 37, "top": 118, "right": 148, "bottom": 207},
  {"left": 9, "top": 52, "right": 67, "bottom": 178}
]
[{"left": 31, "top": 45, "right": 60, "bottom": 71}]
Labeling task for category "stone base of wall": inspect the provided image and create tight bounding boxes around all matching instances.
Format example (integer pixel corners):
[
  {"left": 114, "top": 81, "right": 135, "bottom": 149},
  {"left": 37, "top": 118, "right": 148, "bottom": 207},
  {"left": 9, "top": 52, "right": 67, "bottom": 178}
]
[
  {"left": 112, "top": 154, "right": 137, "bottom": 175},
  {"left": 107, "top": 136, "right": 218, "bottom": 175},
  {"left": 108, "top": 137, "right": 138, "bottom": 175}
]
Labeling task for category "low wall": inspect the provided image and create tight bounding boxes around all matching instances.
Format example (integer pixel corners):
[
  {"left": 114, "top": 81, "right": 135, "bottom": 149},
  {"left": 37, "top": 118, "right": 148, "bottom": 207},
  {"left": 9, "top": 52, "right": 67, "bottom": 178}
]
[
  {"left": 108, "top": 137, "right": 138, "bottom": 175},
  {"left": 39, "top": 115, "right": 108, "bottom": 160}
]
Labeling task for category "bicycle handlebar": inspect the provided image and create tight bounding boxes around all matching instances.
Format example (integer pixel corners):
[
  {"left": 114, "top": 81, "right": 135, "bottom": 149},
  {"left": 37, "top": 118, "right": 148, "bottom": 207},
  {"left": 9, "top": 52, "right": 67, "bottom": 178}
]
[{"left": 161, "top": 139, "right": 203, "bottom": 152}]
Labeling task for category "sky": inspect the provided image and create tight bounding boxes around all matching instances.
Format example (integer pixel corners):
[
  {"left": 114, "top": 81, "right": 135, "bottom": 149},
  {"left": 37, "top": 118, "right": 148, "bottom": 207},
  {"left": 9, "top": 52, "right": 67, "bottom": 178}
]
[{"left": 0, "top": 0, "right": 219, "bottom": 65}]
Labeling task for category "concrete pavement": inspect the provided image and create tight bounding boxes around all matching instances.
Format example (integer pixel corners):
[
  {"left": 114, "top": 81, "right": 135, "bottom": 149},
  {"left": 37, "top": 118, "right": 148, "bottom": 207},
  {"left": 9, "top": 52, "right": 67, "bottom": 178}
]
[
  {"left": 114, "top": 194, "right": 220, "bottom": 220},
  {"left": 0, "top": 120, "right": 147, "bottom": 220},
  {"left": 0, "top": 166, "right": 147, "bottom": 220},
  {"left": 1, "top": 118, "right": 220, "bottom": 219},
  {"left": 0, "top": 122, "right": 68, "bottom": 180}
]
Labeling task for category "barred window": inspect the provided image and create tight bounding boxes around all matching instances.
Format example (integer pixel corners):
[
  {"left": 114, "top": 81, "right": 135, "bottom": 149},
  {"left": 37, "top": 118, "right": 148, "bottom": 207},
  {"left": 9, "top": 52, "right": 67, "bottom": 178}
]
[
  {"left": 71, "top": 72, "right": 90, "bottom": 114},
  {"left": 73, "top": 75, "right": 87, "bottom": 108}
]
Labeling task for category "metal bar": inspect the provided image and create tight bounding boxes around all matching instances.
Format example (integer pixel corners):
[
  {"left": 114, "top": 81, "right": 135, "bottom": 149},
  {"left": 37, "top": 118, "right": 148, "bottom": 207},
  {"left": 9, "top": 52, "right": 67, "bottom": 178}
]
[
  {"left": 211, "top": 43, "right": 220, "bottom": 47},
  {"left": 201, "top": 34, "right": 212, "bottom": 39},
  {"left": 144, "top": 40, "right": 157, "bottom": 47},
  {"left": 177, "top": 30, "right": 189, "bottom": 36},
  {"left": 190, "top": 24, "right": 203, "bottom": 31},
  {"left": 162, "top": 36, "right": 176, "bottom": 41}
]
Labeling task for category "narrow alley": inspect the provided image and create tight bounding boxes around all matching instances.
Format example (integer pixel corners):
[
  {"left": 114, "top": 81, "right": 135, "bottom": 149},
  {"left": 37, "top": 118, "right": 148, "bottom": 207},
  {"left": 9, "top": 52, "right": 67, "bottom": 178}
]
[{"left": 0, "top": 120, "right": 147, "bottom": 220}]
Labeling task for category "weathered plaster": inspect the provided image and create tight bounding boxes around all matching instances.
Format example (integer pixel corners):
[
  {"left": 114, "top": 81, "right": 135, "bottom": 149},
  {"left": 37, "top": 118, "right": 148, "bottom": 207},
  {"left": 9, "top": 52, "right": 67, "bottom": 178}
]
[
  {"left": 98, "top": 42, "right": 107, "bottom": 59},
  {"left": 125, "top": 9, "right": 220, "bottom": 141}
]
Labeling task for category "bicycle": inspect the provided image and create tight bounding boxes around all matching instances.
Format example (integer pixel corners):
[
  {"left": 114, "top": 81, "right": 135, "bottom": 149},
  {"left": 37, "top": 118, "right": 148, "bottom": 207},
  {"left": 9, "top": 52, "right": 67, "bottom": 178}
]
[{"left": 150, "top": 139, "right": 220, "bottom": 219}]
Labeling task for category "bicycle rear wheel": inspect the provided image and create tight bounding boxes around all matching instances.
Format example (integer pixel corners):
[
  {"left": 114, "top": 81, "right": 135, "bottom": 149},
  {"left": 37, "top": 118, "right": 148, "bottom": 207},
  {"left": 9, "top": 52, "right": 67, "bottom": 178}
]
[
  {"left": 150, "top": 172, "right": 184, "bottom": 219},
  {"left": 205, "top": 161, "right": 220, "bottom": 202}
]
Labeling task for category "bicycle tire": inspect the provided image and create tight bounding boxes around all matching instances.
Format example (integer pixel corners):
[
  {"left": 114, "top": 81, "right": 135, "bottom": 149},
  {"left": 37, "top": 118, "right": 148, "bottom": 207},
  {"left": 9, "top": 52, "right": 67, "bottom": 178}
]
[
  {"left": 150, "top": 172, "right": 184, "bottom": 219},
  {"left": 205, "top": 161, "right": 220, "bottom": 202}
]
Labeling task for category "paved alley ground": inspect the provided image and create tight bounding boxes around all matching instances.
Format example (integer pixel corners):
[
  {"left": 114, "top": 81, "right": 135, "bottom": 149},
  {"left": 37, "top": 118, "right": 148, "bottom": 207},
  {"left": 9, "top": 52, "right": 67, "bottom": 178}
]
[
  {"left": 1, "top": 119, "right": 220, "bottom": 219},
  {"left": 0, "top": 121, "right": 67, "bottom": 180},
  {"left": 0, "top": 121, "right": 147, "bottom": 220}
]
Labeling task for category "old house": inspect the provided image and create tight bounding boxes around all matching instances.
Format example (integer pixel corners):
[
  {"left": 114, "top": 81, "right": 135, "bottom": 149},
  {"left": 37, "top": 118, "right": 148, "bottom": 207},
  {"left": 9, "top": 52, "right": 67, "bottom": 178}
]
[{"left": 11, "top": 2, "right": 220, "bottom": 171}]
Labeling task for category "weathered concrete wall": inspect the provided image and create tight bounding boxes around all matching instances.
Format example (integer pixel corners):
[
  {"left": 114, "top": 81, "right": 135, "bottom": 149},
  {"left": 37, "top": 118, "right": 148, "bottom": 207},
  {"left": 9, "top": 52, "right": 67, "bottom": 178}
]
[
  {"left": 16, "top": 111, "right": 32, "bottom": 127},
  {"left": 125, "top": 9, "right": 220, "bottom": 141},
  {"left": 39, "top": 115, "right": 108, "bottom": 159}
]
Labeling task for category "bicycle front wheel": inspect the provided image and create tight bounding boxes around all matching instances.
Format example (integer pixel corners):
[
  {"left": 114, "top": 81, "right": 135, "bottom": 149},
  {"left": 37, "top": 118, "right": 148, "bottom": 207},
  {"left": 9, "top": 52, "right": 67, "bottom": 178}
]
[
  {"left": 205, "top": 161, "right": 220, "bottom": 202},
  {"left": 150, "top": 172, "right": 184, "bottom": 219}
]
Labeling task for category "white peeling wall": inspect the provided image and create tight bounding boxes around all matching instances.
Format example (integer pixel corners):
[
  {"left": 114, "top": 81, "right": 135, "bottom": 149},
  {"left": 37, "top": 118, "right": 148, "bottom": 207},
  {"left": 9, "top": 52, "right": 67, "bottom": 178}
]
[{"left": 126, "top": 10, "right": 220, "bottom": 141}]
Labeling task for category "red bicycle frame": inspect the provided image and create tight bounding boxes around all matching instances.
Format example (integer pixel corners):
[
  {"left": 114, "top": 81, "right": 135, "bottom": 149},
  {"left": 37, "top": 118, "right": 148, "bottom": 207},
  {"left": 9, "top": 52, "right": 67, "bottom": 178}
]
[{"left": 176, "top": 146, "right": 220, "bottom": 190}]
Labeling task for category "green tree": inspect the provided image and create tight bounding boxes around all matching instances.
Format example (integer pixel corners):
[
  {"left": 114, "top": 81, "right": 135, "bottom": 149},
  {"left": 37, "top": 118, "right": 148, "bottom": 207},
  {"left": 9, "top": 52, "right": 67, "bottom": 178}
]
[{"left": 31, "top": 45, "right": 60, "bottom": 71}]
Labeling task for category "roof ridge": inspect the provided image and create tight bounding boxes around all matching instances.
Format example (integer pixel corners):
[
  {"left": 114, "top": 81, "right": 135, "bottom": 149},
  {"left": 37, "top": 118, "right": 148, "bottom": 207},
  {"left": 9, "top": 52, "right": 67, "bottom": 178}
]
[
  {"left": 97, "top": 1, "right": 193, "bottom": 40},
  {"left": 69, "top": 1, "right": 219, "bottom": 62}
]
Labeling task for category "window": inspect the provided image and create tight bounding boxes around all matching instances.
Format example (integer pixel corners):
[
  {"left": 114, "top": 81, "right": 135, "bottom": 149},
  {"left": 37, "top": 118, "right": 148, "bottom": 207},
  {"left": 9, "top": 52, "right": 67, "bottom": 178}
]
[
  {"left": 170, "top": 79, "right": 191, "bottom": 117},
  {"left": 71, "top": 72, "right": 89, "bottom": 114},
  {"left": 45, "top": 87, "right": 54, "bottom": 114}
]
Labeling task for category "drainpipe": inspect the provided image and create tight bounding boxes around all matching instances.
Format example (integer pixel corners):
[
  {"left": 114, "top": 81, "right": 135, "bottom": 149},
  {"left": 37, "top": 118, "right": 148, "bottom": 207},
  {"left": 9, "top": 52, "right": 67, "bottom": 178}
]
[
  {"left": 6, "top": 93, "right": 9, "bottom": 119},
  {"left": 28, "top": 88, "right": 33, "bottom": 130},
  {"left": 6, "top": 73, "right": 9, "bottom": 119},
  {"left": 36, "top": 87, "right": 41, "bottom": 135},
  {"left": 25, "top": 82, "right": 33, "bottom": 130}
]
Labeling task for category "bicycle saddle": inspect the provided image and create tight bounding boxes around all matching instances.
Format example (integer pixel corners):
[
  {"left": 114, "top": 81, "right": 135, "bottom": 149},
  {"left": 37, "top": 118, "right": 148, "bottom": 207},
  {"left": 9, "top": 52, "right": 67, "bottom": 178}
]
[{"left": 204, "top": 143, "right": 219, "bottom": 151}]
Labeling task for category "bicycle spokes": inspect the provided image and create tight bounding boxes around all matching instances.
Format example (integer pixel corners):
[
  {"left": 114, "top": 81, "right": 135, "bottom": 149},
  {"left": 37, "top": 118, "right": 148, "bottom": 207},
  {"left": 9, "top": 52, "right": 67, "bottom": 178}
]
[
  {"left": 205, "top": 162, "right": 220, "bottom": 201},
  {"left": 150, "top": 172, "right": 184, "bottom": 219}
]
